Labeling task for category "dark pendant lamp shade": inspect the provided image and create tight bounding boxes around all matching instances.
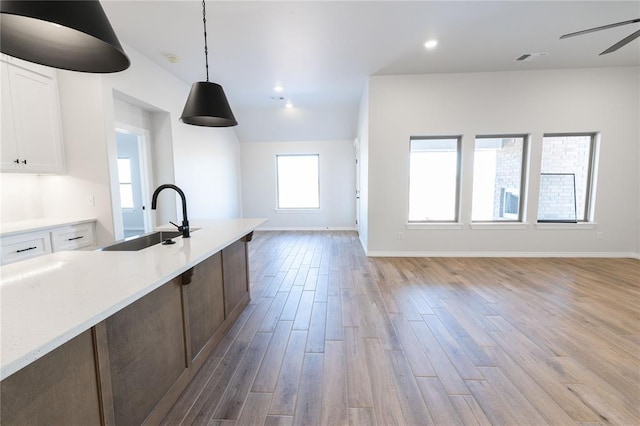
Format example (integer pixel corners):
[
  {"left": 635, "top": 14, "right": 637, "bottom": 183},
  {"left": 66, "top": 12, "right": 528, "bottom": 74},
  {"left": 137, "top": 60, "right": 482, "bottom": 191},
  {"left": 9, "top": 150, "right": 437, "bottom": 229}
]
[
  {"left": 180, "top": 81, "right": 237, "bottom": 127},
  {"left": 180, "top": 0, "right": 237, "bottom": 128},
  {"left": 0, "top": 0, "right": 130, "bottom": 73}
]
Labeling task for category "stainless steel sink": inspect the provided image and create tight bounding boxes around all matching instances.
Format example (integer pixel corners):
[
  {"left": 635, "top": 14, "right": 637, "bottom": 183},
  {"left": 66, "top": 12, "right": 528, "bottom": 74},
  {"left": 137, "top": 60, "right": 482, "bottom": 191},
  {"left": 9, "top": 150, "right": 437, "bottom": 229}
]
[{"left": 98, "top": 229, "right": 198, "bottom": 252}]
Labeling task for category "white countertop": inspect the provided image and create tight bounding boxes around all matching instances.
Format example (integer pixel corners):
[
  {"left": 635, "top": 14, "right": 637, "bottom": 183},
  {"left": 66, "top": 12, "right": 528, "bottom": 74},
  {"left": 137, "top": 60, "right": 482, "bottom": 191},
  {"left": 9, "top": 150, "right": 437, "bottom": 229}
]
[
  {"left": 0, "top": 218, "right": 265, "bottom": 380},
  {"left": 0, "top": 217, "right": 97, "bottom": 237}
]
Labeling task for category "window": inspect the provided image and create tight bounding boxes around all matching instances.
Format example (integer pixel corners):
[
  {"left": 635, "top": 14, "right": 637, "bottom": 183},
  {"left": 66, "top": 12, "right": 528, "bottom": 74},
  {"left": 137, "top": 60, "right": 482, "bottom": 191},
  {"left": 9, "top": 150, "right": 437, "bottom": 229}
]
[
  {"left": 472, "top": 135, "right": 527, "bottom": 221},
  {"left": 409, "top": 137, "right": 461, "bottom": 222},
  {"left": 117, "top": 158, "right": 134, "bottom": 209},
  {"left": 276, "top": 154, "right": 319, "bottom": 209},
  {"left": 537, "top": 133, "right": 596, "bottom": 222}
]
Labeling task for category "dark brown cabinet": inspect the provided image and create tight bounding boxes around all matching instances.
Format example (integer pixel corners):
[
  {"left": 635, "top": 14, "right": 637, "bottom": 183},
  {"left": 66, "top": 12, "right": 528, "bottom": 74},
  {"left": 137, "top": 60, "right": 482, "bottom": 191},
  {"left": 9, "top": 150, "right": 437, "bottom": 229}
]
[
  {"left": 184, "top": 252, "right": 225, "bottom": 361},
  {"left": 0, "top": 330, "right": 102, "bottom": 425},
  {"left": 222, "top": 238, "right": 249, "bottom": 317},
  {"left": 106, "top": 277, "right": 187, "bottom": 425},
  {"left": 0, "top": 234, "right": 252, "bottom": 425}
]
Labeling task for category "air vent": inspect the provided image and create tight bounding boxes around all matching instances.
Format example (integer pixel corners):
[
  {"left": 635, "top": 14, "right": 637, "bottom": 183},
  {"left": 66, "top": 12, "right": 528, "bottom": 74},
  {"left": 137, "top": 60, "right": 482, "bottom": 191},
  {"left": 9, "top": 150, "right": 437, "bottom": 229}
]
[{"left": 516, "top": 52, "right": 548, "bottom": 62}]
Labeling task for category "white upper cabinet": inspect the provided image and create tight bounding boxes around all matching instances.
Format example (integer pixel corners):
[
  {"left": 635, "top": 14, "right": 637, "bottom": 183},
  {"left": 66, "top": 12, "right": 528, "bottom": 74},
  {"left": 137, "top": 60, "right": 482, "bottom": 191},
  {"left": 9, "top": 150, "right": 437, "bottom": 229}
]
[{"left": 1, "top": 55, "right": 65, "bottom": 174}]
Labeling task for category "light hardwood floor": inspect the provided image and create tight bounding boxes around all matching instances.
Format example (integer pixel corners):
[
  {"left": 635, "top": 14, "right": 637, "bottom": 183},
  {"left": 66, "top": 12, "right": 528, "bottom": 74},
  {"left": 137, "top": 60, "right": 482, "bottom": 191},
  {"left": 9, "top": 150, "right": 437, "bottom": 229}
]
[{"left": 162, "top": 231, "right": 640, "bottom": 425}]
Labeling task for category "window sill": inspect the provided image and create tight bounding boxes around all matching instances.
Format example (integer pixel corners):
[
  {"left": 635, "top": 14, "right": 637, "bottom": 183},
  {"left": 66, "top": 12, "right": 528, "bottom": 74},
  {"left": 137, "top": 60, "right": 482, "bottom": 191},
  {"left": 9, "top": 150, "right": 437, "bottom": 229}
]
[
  {"left": 470, "top": 222, "right": 530, "bottom": 230},
  {"left": 275, "top": 209, "right": 321, "bottom": 214},
  {"left": 406, "top": 222, "right": 464, "bottom": 230},
  {"left": 536, "top": 222, "right": 597, "bottom": 230}
]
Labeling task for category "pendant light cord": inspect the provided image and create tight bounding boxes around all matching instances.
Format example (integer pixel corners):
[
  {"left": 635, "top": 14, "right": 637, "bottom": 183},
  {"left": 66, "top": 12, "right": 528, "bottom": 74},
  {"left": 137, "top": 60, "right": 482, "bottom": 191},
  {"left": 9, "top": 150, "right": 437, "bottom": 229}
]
[{"left": 202, "top": 0, "right": 209, "bottom": 82}]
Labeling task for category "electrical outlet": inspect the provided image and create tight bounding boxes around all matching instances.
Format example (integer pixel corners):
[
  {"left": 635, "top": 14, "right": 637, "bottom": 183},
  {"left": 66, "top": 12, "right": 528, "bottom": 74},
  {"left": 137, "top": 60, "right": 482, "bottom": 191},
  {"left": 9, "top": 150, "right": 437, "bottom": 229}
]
[
  {"left": 596, "top": 232, "right": 604, "bottom": 240},
  {"left": 397, "top": 232, "right": 404, "bottom": 240}
]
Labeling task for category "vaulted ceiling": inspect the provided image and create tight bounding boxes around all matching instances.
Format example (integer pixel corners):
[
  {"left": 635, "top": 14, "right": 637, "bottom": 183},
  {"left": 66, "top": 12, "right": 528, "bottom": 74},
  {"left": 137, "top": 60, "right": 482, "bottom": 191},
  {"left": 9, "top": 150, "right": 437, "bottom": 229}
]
[{"left": 102, "top": 1, "right": 640, "bottom": 142}]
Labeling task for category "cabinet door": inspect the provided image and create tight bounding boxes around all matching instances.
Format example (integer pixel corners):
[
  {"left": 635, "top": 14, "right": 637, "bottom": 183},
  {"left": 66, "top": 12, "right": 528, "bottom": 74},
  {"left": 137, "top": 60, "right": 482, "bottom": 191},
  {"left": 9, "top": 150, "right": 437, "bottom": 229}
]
[
  {"left": 1, "top": 330, "right": 103, "bottom": 425},
  {"left": 0, "top": 60, "right": 19, "bottom": 170},
  {"left": 222, "top": 239, "right": 249, "bottom": 317},
  {"left": 184, "top": 252, "right": 225, "bottom": 361},
  {"left": 105, "top": 277, "right": 187, "bottom": 425},
  {"left": 8, "top": 64, "right": 64, "bottom": 173}
]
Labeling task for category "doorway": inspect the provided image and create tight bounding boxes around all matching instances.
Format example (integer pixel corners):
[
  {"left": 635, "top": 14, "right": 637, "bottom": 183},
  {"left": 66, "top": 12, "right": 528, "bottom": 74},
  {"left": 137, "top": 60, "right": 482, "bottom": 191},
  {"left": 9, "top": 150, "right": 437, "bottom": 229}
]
[{"left": 115, "top": 126, "right": 152, "bottom": 238}]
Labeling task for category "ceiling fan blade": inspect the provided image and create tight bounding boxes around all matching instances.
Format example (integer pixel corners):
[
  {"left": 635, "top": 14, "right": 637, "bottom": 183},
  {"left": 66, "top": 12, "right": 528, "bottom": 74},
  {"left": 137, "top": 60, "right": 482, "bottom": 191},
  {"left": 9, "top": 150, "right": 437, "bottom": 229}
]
[
  {"left": 560, "top": 18, "right": 640, "bottom": 39},
  {"left": 600, "top": 28, "right": 640, "bottom": 55}
]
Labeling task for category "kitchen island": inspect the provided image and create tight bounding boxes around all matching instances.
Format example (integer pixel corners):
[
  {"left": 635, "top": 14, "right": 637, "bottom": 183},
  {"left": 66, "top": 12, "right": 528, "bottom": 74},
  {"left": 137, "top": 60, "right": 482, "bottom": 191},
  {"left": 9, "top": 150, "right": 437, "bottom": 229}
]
[{"left": 0, "top": 218, "right": 265, "bottom": 425}]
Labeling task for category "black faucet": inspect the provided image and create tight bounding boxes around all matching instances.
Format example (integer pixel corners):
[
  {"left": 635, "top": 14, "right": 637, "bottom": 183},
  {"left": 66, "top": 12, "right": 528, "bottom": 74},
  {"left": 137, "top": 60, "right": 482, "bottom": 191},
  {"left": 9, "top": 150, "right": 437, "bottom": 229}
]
[{"left": 151, "top": 184, "right": 190, "bottom": 238}]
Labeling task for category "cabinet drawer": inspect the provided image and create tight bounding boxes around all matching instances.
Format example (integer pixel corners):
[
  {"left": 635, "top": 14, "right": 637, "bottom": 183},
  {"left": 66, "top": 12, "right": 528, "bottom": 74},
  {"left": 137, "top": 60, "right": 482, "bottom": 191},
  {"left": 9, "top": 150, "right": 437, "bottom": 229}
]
[
  {"left": 51, "top": 223, "right": 95, "bottom": 252},
  {"left": 1, "top": 232, "right": 52, "bottom": 265}
]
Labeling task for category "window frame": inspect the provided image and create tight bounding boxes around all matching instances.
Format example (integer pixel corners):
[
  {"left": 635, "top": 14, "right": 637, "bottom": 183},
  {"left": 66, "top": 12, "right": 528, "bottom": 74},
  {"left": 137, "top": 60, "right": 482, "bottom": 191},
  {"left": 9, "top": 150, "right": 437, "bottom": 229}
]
[
  {"left": 275, "top": 153, "right": 320, "bottom": 210},
  {"left": 537, "top": 132, "right": 597, "bottom": 223},
  {"left": 408, "top": 135, "right": 462, "bottom": 223},
  {"left": 471, "top": 134, "right": 529, "bottom": 223}
]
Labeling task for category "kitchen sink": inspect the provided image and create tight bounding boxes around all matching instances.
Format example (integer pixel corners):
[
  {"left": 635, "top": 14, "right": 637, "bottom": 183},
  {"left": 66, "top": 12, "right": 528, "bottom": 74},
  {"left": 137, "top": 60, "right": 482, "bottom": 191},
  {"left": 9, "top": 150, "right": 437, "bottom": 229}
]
[{"left": 98, "top": 229, "right": 199, "bottom": 252}]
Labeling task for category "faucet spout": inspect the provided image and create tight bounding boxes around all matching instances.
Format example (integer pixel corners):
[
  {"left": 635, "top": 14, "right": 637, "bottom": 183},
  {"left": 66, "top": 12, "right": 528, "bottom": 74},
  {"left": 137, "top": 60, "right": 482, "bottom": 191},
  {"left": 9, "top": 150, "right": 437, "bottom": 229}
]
[{"left": 151, "top": 184, "right": 190, "bottom": 238}]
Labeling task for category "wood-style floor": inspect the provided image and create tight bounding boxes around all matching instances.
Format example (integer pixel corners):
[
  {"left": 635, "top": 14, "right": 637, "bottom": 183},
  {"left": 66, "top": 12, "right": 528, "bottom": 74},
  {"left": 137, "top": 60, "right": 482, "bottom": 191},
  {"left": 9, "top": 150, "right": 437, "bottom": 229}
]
[{"left": 162, "top": 231, "right": 640, "bottom": 426}]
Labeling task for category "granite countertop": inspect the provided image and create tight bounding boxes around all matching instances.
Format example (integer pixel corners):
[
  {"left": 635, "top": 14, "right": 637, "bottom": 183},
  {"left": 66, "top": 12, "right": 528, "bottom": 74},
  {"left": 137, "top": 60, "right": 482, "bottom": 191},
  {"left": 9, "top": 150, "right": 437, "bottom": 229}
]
[{"left": 0, "top": 218, "right": 265, "bottom": 380}]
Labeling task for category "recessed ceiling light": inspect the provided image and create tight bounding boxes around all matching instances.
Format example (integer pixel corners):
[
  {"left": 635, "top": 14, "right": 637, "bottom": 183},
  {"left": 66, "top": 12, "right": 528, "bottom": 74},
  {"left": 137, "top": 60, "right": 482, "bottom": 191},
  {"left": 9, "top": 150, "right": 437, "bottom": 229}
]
[
  {"left": 274, "top": 85, "right": 284, "bottom": 92},
  {"left": 285, "top": 100, "right": 293, "bottom": 109},
  {"left": 164, "top": 54, "right": 180, "bottom": 64},
  {"left": 424, "top": 40, "right": 438, "bottom": 49}
]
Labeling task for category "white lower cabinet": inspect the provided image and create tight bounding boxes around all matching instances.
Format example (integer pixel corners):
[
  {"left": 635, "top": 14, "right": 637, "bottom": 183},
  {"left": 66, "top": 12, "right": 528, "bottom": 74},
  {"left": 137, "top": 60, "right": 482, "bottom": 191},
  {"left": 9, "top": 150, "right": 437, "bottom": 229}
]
[
  {"left": 1, "top": 231, "right": 52, "bottom": 265},
  {"left": 51, "top": 223, "right": 95, "bottom": 252},
  {"left": 1, "top": 221, "right": 96, "bottom": 265}
]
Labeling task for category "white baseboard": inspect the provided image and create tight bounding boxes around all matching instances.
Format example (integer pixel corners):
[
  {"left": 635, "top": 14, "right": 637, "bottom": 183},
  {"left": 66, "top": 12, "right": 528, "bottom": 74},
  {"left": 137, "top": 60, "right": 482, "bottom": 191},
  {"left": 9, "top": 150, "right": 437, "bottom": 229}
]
[
  {"left": 359, "top": 236, "right": 368, "bottom": 255},
  {"left": 253, "top": 229, "right": 639, "bottom": 259},
  {"left": 256, "top": 226, "right": 358, "bottom": 231},
  {"left": 366, "top": 251, "right": 638, "bottom": 258}
]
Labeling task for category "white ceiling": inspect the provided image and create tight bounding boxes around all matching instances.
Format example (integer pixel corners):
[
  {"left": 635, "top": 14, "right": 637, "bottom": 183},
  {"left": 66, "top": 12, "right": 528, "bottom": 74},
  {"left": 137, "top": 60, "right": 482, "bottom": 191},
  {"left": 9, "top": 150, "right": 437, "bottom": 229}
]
[{"left": 101, "top": 1, "right": 640, "bottom": 142}]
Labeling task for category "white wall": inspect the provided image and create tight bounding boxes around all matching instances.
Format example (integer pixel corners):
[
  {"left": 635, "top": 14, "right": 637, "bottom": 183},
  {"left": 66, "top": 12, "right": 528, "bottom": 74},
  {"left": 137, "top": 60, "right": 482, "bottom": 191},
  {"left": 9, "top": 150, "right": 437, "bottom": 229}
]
[
  {"left": 0, "top": 174, "right": 44, "bottom": 221},
  {"left": 3, "top": 43, "right": 243, "bottom": 246},
  {"left": 172, "top": 124, "right": 242, "bottom": 221},
  {"left": 356, "top": 84, "right": 370, "bottom": 250},
  {"left": 635, "top": 67, "right": 640, "bottom": 259},
  {"left": 149, "top": 111, "right": 177, "bottom": 225},
  {"left": 365, "top": 67, "right": 639, "bottom": 256},
  {"left": 637, "top": 68, "right": 640, "bottom": 259},
  {"left": 241, "top": 140, "right": 356, "bottom": 229},
  {"left": 114, "top": 97, "right": 153, "bottom": 130},
  {"left": 235, "top": 104, "right": 358, "bottom": 143}
]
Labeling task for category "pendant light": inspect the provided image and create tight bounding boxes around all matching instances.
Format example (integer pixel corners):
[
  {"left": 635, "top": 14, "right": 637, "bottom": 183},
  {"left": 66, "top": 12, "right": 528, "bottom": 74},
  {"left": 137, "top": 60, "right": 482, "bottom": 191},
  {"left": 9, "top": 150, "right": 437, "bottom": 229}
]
[
  {"left": 180, "top": 0, "right": 237, "bottom": 127},
  {"left": 0, "top": 1, "right": 129, "bottom": 73}
]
